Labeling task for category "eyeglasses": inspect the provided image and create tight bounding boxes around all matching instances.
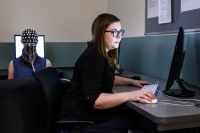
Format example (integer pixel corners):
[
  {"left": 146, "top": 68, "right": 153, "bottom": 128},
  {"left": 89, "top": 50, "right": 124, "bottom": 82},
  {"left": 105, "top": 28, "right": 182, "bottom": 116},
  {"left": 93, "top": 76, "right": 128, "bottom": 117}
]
[{"left": 105, "top": 30, "right": 125, "bottom": 37}]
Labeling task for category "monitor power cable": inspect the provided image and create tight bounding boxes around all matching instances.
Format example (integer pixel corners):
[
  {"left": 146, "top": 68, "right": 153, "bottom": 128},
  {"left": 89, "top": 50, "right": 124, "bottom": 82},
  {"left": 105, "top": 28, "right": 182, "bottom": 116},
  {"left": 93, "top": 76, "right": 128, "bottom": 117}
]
[
  {"left": 156, "top": 90, "right": 200, "bottom": 107},
  {"left": 114, "top": 67, "right": 124, "bottom": 75},
  {"left": 175, "top": 78, "right": 200, "bottom": 90},
  {"left": 55, "top": 69, "right": 71, "bottom": 81}
]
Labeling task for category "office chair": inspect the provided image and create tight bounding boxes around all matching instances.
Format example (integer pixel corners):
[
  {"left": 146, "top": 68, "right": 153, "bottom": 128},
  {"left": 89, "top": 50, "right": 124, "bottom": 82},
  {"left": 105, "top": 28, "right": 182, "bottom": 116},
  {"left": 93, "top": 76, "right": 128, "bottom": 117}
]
[
  {"left": 32, "top": 67, "right": 94, "bottom": 133},
  {"left": 0, "top": 78, "right": 48, "bottom": 133}
]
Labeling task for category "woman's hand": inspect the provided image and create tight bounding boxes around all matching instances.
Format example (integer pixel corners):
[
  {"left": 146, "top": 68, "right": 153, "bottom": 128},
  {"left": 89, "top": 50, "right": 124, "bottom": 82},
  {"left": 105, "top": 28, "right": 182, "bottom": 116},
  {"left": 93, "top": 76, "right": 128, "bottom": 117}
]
[
  {"left": 131, "top": 80, "right": 151, "bottom": 88},
  {"left": 114, "top": 76, "right": 156, "bottom": 103},
  {"left": 128, "top": 90, "right": 156, "bottom": 103}
]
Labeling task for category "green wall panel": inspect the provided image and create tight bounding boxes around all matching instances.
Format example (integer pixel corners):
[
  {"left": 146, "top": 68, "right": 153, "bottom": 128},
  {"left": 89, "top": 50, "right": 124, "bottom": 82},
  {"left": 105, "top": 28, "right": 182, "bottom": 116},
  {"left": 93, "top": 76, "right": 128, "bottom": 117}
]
[
  {"left": 45, "top": 42, "right": 87, "bottom": 67},
  {"left": 0, "top": 34, "right": 199, "bottom": 87},
  {"left": 0, "top": 42, "right": 87, "bottom": 69},
  {"left": 119, "top": 33, "right": 200, "bottom": 87}
]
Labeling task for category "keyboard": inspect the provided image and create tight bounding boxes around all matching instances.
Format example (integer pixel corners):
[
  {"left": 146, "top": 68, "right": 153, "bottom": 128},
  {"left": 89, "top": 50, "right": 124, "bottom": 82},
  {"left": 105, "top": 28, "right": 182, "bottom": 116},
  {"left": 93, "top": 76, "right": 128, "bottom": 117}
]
[{"left": 141, "top": 84, "right": 158, "bottom": 94}]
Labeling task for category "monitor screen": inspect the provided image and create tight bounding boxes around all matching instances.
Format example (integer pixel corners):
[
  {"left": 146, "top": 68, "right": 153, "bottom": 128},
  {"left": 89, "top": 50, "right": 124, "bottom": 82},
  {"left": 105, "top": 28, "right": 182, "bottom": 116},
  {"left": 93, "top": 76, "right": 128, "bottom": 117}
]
[
  {"left": 14, "top": 35, "right": 45, "bottom": 58},
  {"left": 163, "top": 27, "right": 195, "bottom": 97}
]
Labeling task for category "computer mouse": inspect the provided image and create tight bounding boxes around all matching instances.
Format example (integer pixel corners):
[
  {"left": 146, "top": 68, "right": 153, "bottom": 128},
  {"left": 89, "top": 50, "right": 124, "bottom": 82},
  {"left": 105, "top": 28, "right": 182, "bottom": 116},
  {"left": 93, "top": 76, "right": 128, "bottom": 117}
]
[
  {"left": 144, "top": 99, "right": 158, "bottom": 104},
  {"left": 130, "top": 76, "right": 141, "bottom": 80}
]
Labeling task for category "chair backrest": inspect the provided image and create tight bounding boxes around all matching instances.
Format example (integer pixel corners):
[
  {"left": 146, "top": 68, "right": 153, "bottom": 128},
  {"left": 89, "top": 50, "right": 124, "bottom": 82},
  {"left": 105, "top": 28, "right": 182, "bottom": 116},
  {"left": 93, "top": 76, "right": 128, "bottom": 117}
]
[
  {"left": 32, "top": 67, "right": 70, "bottom": 133},
  {"left": 0, "top": 78, "right": 48, "bottom": 133}
]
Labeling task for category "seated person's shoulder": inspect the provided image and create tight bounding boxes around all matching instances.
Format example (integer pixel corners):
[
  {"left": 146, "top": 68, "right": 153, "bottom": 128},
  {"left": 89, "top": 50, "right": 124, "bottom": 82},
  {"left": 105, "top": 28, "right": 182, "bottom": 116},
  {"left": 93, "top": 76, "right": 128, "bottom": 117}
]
[
  {"left": 8, "top": 60, "right": 14, "bottom": 69},
  {"left": 9, "top": 60, "right": 13, "bottom": 65},
  {"left": 8, "top": 60, "right": 14, "bottom": 79},
  {"left": 46, "top": 59, "right": 52, "bottom": 67}
]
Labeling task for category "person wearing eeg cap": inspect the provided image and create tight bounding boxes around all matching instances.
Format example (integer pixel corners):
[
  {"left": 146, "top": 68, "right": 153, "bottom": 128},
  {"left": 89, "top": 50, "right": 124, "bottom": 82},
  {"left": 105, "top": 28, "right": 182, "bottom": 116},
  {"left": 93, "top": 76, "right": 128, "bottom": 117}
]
[{"left": 8, "top": 29, "right": 52, "bottom": 79}]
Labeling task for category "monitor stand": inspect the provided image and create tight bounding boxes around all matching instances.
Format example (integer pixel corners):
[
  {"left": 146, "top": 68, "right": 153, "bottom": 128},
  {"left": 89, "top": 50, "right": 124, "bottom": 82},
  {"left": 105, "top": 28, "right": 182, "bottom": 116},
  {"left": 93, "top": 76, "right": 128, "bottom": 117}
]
[{"left": 163, "top": 77, "right": 195, "bottom": 97}]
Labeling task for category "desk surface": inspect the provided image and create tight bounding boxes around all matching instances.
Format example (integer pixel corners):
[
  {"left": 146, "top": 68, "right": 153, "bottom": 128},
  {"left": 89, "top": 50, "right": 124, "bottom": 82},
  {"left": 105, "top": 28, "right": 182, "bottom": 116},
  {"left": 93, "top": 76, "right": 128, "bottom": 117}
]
[{"left": 113, "top": 71, "right": 200, "bottom": 131}]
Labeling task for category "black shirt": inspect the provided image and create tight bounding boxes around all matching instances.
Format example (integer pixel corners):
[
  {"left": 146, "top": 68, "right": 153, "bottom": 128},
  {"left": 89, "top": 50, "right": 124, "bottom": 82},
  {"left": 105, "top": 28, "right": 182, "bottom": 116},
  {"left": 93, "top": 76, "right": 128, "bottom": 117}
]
[{"left": 58, "top": 43, "right": 116, "bottom": 123}]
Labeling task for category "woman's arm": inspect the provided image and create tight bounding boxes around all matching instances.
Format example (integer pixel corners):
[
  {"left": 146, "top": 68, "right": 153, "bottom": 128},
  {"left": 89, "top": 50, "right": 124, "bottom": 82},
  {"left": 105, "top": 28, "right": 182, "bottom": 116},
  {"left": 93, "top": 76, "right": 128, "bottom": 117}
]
[
  {"left": 94, "top": 90, "right": 155, "bottom": 109},
  {"left": 8, "top": 60, "right": 14, "bottom": 79},
  {"left": 114, "top": 75, "right": 151, "bottom": 88},
  {"left": 93, "top": 76, "right": 155, "bottom": 109}
]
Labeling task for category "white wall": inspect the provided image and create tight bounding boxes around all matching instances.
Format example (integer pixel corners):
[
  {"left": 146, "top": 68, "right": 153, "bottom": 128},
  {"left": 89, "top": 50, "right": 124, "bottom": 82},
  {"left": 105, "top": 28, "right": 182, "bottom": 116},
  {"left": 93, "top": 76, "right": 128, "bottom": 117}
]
[
  {"left": 108, "top": 0, "right": 145, "bottom": 37},
  {"left": 0, "top": 0, "right": 145, "bottom": 42},
  {"left": 0, "top": 0, "right": 107, "bottom": 42}
]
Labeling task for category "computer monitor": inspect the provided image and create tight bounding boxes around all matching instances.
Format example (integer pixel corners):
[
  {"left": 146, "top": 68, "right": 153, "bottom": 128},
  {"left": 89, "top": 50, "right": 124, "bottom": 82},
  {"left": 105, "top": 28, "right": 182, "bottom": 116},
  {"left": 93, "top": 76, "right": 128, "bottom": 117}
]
[
  {"left": 163, "top": 27, "right": 195, "bottom": 97},
  {"left": 14, "top": 35, "right": 45, "bottom": 58}
]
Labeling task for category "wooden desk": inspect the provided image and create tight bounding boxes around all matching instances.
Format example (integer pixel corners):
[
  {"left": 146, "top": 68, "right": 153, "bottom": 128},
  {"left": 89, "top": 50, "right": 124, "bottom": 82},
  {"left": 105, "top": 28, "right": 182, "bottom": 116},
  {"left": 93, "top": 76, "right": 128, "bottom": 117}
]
[{"left": 113, "top": 71, "right": 200, "bottom": 132}]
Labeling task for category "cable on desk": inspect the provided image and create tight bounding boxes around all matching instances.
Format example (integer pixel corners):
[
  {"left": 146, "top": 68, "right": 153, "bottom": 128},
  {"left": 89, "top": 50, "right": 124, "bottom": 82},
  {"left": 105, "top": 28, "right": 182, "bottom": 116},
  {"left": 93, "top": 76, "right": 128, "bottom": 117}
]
[
  {"left": 156, "top": 90, "right": 200, "bottom": 107},
  {"left": 175, "top": 79, "right": 200, "bottom": 90},
  {"left": 157, "top": 101, "right": 194, "bottom": 106},
  {"left": 157, "top": 90, "right": 200, "bottom": 101},
  {"left": 114, "top": 67, "right": 124, "bottom": 75},
  {"left": 55, "top": 69, "right": 71, "bottom": 80}
]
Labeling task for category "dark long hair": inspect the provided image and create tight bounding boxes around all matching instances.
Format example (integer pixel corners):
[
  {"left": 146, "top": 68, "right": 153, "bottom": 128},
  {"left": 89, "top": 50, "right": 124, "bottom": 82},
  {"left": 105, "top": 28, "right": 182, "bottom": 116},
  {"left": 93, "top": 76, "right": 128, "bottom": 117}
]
[
  {"left": 90, "top": 13, "right": 120, "bottom": 67},
  {"left": 21, "top": 46, "right": 38, "bottom": 68}
]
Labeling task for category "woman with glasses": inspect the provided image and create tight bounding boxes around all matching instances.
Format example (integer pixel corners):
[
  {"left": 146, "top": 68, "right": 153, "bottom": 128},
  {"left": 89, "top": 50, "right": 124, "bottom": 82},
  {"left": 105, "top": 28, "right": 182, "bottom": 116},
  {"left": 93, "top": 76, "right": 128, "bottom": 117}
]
[{"left": 58, "top": 13, "right": 156, "bottom": 133}]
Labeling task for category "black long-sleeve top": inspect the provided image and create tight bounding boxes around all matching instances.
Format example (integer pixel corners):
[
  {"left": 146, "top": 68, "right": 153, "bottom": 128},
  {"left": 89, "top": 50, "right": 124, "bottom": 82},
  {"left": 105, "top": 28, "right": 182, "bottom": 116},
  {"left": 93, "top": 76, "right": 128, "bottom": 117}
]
[{"left": 58, "top": 42, "right": 116, "bottom": 123}]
